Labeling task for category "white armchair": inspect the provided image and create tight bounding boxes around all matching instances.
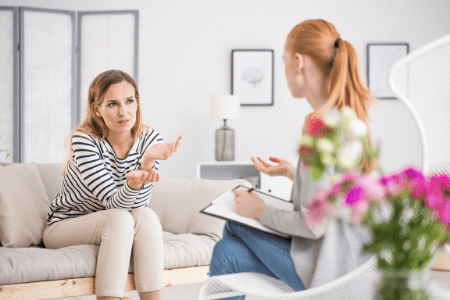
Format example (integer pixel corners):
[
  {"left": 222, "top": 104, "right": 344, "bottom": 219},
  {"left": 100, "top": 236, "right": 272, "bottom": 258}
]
[
  {"left": 389, "top": 34, "right": 450, "bottom": 261},
  {"left": 197, "top": 256, "right": 379, "bottom": 300}
]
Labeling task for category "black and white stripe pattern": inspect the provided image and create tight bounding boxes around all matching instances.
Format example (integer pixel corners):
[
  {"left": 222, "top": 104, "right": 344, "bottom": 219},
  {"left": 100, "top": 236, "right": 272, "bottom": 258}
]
[{"left": 48, "top": 129, "right": 163, "bottom": 225}]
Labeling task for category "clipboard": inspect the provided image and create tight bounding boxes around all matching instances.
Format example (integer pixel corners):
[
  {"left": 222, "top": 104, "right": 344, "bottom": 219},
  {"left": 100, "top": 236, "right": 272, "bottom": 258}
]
[{"left": 200, "top": 185, "right": 294, "bottom": 237}]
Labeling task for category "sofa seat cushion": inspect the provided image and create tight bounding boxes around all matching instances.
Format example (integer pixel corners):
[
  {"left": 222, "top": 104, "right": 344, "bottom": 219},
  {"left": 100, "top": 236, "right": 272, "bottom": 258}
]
[
  {"left": 0, "top": 244, "right": 98, "bottom": 285},
  {"left": 161, "top": 231, "right": 215, "bottom": 270},
  {"left": 0, "top": 231, "right": 217, "bottom": 285}
]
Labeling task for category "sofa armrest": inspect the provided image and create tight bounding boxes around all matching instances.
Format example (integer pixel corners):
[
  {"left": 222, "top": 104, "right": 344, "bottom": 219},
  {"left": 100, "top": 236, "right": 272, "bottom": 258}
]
[{"left": 149, "top": 177, "right": 251, "bottom": 241}]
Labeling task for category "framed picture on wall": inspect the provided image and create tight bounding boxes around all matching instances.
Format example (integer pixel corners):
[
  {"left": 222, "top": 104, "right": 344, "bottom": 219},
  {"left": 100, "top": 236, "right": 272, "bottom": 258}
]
[
  {"left": 231, "top": 49, "right": 274, "bottom": 106},
  {"left": 367, "top": 43, "right": 409, "bottom": 99}
]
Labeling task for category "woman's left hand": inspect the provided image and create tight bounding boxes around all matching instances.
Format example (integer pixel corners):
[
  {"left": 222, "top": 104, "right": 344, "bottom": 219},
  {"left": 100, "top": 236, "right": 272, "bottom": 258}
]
[
  {"left": 141, "top": 135, "right": 182, "bottom": 170},
  {"left": 233, "top": 189, "right": 268, "bottom": 220},
  {"left": 126, "top": 169, "right": 160, "bottom": 190}
]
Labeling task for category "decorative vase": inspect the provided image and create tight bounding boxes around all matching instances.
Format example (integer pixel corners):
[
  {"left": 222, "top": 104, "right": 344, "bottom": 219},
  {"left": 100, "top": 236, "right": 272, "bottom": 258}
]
[{"left": 375, "top": 268, "right": 432, "bottom": 300}]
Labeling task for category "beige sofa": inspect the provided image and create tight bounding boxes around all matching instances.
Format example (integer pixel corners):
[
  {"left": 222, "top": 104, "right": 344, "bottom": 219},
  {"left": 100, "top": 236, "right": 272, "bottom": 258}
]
[{"left": 0, "top": 162, "right": 249, "bottom": 300}]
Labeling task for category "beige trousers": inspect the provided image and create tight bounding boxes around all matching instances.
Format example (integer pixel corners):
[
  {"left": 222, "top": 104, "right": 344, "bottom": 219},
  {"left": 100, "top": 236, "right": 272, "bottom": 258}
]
[{"left": 43, "top": 207, "right": 164, "bottom": 298}]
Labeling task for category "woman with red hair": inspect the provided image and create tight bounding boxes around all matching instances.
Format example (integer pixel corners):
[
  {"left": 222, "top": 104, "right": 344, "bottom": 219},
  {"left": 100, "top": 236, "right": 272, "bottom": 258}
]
[{"left": 209, "top": 19, "right": 377, "bottom": 297}]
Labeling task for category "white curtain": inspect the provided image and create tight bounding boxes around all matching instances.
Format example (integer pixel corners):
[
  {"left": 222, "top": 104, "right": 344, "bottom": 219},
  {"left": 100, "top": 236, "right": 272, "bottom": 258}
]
[
  {"left": 0, "top": 9, "right": 14, "bottom": 162},
  {"left": 22, "top": 9, "right": 73, "bottom": 163},
  {"left": 79, "top": 12, "right": 136, "bottom": 120}
]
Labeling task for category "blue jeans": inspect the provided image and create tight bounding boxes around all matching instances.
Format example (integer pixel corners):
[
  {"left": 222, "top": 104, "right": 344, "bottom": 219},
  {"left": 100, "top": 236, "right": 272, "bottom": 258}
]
[{"left": 209, "top": 222, "right": 306, "bottom": 299}]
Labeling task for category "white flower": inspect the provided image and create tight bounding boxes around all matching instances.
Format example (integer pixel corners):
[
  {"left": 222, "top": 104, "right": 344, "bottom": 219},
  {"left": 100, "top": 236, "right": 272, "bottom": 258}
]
[
  {"left": 350, "top": 119, "right": 368, "bottom": 137},
  {"left": 400, "top": 206, "right": 415, "bottom": 224},
  {"left": 317, "top": 138, "right": 334, "bottom": 153},
  {"left": 299, "top": 134, "right": 314, "bottom": 147},
  {"left": 322, "top": 115, "right": 338, "bottom": 128},
  {"left": 321, "top": 153, "right": 335, "bottom": 166},
  {"left": 340, "top": 106, "right": 357, "bottom": 128},
  {"left": 337, "top": 156, "right": 355, "bottom": 170},
  {"left": 337, "top": 140, "right": 363, "bottom": 169}
]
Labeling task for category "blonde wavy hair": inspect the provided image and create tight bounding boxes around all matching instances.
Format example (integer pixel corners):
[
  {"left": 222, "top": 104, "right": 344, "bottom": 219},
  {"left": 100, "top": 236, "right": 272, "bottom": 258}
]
[
  {"left": 287, "top": 19, "right": 377, "bottom": 174},
  {"left": 62, "top": 70, "right": 148, "bottom": 174}
]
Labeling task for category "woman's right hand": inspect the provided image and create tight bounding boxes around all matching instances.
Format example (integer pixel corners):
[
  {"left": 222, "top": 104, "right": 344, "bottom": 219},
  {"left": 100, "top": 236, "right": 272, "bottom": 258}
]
[
  {"left": 126, "top": 169, "right": 160, "bottom": 190},
  {"left": 251, "top": 156, "right": 295, "bottom": 181}
]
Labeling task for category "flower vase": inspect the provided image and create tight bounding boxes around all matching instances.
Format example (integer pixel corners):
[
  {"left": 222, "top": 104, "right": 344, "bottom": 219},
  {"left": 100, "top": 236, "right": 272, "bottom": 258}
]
[{"left": 375, "top": 269, "right": 432, "bottom": 300}]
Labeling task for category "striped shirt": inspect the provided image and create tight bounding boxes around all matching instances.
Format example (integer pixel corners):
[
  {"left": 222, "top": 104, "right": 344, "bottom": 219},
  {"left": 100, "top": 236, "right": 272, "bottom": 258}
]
[{"left": 48, "top": 128, "right": 163, "bottom": 225}]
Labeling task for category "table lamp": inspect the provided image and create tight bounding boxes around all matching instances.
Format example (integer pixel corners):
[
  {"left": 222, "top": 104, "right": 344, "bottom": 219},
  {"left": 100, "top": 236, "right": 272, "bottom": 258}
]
[{"left": 211, "top": 95, "right": 240, "bottom": 161}]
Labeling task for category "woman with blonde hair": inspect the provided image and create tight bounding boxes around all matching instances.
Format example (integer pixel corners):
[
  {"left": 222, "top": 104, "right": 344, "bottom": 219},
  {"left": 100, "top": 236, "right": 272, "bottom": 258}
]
[
  {"left": 44, "top": 70, "right": 182, "bottom": 300},
  {"left": 209, "top": 19, "right": 377, "bottom": 297}
]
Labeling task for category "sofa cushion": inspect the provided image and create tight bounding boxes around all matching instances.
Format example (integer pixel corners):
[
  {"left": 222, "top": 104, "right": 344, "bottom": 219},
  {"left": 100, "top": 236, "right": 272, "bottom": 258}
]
[
  {"left": 0, "top": 162, "right": 64, "bottom": 204},
  {"left": 162, "top": 231, "right": 216, "bottom": 269},
  {"left": 0, "top": 244, "right": 98, "bottom": 285},
  {"left": 149, "top": 177, "right": 251, "bottom": 241},
  {"left": 0, "top": 163, "right": 49, "bottom": 247},
  {"left": 35, "top": 163, "right": 63, "bottom": 203},
  {"left": 0, "top": 231, "right": 217, "bottom": 285}
]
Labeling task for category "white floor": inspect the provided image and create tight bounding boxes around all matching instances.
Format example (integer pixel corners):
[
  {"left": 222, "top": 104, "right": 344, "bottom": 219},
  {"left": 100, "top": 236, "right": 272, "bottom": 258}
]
[
  {"left": 54, "top": 271, "right": 449, "bottom": 300},
  {"left": 52, "top": 283, "right": 202, "bottom": 300}
]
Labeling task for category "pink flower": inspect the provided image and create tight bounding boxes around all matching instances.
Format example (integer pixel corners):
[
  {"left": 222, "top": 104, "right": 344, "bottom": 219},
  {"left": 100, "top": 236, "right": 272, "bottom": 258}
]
[
  {"left": 351, "top": 198, "right": 370, "bottom": 225},
  {"left": 385, "top": 180, "right": 403, "bottom": 196},
  {"left": 402, "top": 167, "right": 425, "bottom": 181},
  {"left": 312, "top": 187, "right": 329, "bottom": 201},
  {"left": 439, "top": 200, "right": 450, "bottom": 225},
  {"left": 345, "top": 185, "right": 364, "bottom": 206},
  {"left": 427, "top": 176, "right": 444, "bottom": 194},
  {"left": 411, "top": 178, "right": 427, "bottom": 199},
  {"left": 342, "top": 172, "right": 360, "bottom": 182},
  {"left": 330, "top": 184, "right": 342, "bottom": 196},
  {"left": 305, "top": 196, "right": 330, "bottom": 228},
  {"left": 357, "top": 176, "right": 386, "bottom": 202},
  {"left": 426, "top": 193, "right": 445, "bottom": 211}
]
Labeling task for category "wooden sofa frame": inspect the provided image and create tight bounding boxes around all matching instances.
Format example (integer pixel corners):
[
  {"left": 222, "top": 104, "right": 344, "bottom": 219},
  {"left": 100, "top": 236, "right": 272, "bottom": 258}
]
[
  {"left": 1, "top": 251, "right": 449, "bottom": 299},
  {"left": 0, "top": 266, "right": 209, "bottom": 300}
]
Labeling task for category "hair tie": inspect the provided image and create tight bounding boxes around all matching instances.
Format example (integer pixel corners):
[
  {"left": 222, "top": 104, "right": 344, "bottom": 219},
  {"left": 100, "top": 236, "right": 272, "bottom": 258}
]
[{"left": 335, "top": 38, "right": 341, "bottom": 48}]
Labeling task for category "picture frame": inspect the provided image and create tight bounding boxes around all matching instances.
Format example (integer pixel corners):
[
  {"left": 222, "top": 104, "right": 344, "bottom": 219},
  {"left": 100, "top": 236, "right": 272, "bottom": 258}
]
[
  {"left": 231, "top": 49, "right": 274, "bottom": 106},
  {"left": 367, "top": 43, "right": 409, "bottom": 99}
]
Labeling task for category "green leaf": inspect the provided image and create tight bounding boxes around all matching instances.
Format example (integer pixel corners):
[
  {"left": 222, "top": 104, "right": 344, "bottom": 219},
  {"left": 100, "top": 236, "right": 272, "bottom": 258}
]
[{"left": 310, "top": 164, "right": 325, "bottom": 181}]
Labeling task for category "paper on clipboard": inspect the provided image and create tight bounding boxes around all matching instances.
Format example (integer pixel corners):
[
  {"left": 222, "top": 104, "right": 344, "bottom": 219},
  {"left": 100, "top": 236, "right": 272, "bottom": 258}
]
[{"left": 200, "top": 185, "right": 294, "bottom": 237}]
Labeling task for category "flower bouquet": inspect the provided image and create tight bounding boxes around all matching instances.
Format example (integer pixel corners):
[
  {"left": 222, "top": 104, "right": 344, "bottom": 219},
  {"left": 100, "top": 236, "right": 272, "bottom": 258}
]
[
  {"left": 299, "top": 106, "right": 376, "bottom": 181},
  {"left": 299, "top": 106, "right": 450, "bottom": 299},
  {"left": 305, "top": 167, "right": 450, "bottom": 299}
]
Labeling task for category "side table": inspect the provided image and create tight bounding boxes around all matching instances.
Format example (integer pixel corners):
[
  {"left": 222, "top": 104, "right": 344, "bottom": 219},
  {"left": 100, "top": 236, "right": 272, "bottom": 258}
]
[{"left": 197, "top": 161, "right": 293, "bottom": 200}]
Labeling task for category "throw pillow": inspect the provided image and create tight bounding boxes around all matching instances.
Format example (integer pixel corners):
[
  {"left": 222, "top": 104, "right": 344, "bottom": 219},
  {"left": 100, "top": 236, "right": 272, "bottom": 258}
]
[{"left": 0, "top": 163, "right": 49, "bottom": 247}]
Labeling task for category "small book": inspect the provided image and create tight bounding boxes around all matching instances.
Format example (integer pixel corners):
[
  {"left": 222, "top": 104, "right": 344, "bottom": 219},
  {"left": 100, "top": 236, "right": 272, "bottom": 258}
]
[{"left": 200, "top": 185, "right": 294, "bottom": 237}]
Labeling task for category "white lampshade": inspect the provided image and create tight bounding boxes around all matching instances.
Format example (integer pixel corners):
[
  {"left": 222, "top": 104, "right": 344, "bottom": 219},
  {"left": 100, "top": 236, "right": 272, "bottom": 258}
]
[{"left": 211, "top": 95, "right": 240, "bottom": 119}]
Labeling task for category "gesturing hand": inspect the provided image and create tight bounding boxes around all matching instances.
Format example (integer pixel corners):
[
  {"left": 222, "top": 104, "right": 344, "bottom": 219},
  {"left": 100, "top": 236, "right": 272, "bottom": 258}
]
[
  {"left": 126, "top": 169, "right": 160, "bottom": 190},
  {"left": 141, "top": 135, "right": 183, "bottom": 170},
  {"left": 251, "top": 156, "right": 295, "bottom": 180},
  {"left": 233, "top": 189, "right": 267, "bottom": 220},
  {"left": 145, "top": 135, "right": 182, "bottom": 161}
]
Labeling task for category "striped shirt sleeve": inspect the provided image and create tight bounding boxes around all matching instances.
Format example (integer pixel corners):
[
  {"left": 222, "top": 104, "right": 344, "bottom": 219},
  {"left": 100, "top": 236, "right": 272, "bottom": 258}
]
[
  {"left": 72, "top": 131, "right": 139, "bottom": 210},
  {"left": 136, "top": 128, "right": 164, "bottom": 172}
]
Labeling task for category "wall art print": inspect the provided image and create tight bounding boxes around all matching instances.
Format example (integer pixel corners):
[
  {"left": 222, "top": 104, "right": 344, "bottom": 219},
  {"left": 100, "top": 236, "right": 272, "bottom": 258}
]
[
  {"left": 367, "top": 43, "right": 409, "bottom": 99},
  {"left": 232, "top": 49, "right": 274, "bottom": 106}
]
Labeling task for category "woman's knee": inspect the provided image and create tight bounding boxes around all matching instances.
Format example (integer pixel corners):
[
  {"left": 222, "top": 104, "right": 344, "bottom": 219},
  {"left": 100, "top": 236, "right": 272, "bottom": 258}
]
[
  {"left": 210, "top": 237, "right": 245, "bottom": 276},
  {"left": 104, "top": 208, "right": 135, "bottom": 232},
  {"left": 130, "top": 207, "right": 162, "bottom": 230}
]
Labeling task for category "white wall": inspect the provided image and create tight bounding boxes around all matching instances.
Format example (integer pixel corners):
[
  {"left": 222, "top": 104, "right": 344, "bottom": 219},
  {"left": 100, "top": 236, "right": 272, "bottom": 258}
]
[{"left": 2, "top": 0, "right": 450, "bottom": 178}]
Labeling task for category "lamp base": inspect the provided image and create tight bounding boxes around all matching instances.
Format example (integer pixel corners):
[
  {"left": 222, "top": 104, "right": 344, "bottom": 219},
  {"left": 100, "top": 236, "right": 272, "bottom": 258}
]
[{"left": 215, "top": 125, "right": 235, "bottom": 161}]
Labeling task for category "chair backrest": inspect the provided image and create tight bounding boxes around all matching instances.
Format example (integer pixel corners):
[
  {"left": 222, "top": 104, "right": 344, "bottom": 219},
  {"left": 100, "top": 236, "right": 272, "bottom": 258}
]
[{"left": 389, "top": 35, "right": 450, "bottom": 175}]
